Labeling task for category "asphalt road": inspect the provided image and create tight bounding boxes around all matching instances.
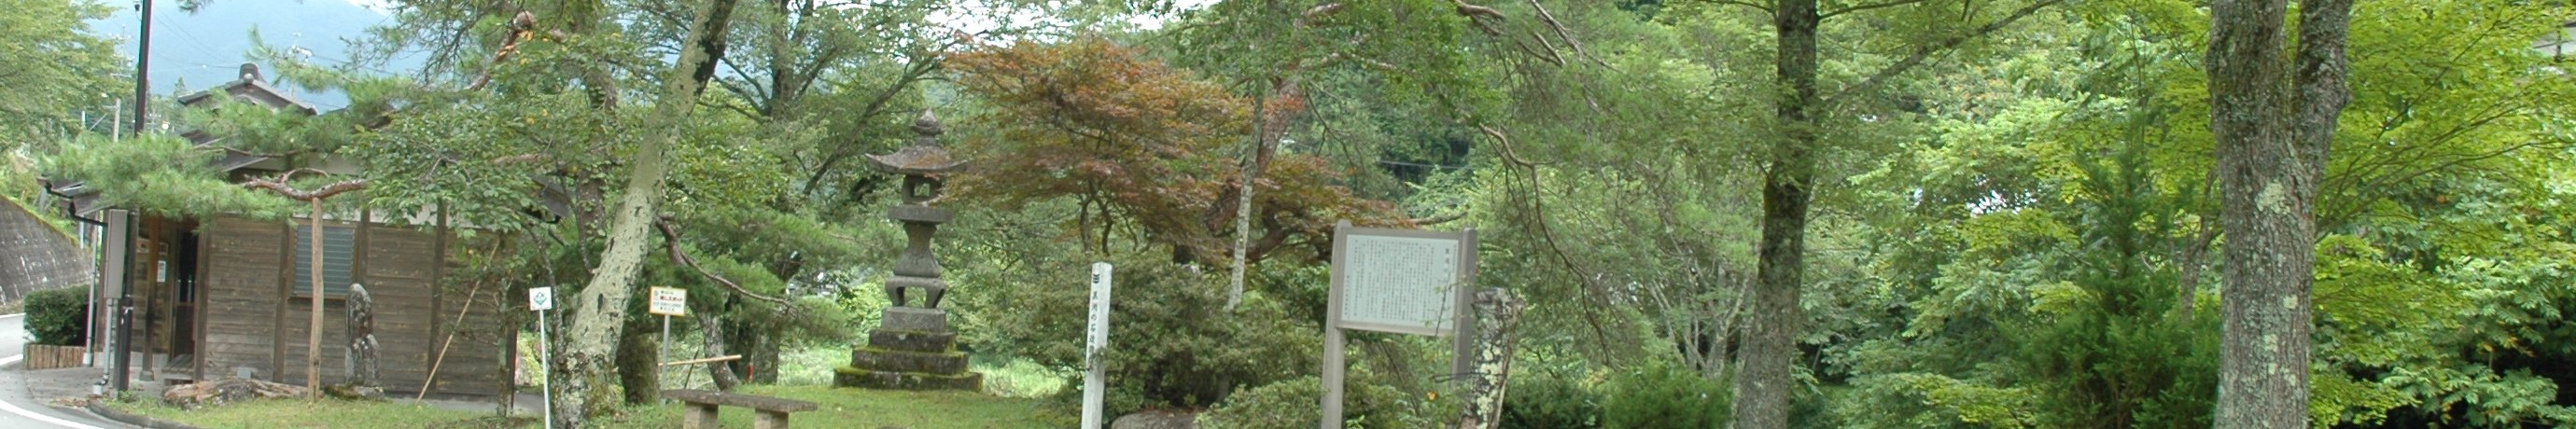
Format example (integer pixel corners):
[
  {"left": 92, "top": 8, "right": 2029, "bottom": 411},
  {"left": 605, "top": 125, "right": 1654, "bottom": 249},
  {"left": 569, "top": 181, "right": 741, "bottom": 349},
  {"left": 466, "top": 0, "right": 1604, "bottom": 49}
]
[{"left": 0, "top": 314, "right": 127, "bottom": 429}]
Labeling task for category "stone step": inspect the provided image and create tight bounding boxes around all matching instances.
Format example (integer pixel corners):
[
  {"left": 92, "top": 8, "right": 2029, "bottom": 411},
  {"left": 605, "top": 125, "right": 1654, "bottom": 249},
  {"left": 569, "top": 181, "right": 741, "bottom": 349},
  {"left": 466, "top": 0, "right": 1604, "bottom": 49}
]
[
  {"left": 867, "top": 329, "right": 957, "bottom": 353},
  {"left": 848, "top": 347, "right": 970, "bottom": 374},
  {"left": 832, "top": 367, "right": 984, "bottom": 392}
]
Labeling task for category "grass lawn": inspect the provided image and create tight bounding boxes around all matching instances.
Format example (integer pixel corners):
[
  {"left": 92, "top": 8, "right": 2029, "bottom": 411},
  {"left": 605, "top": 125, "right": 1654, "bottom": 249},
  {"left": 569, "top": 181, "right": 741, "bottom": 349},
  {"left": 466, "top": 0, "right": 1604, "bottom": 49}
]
[
  {"left": 106, "top": 397, "right": 527, "bottom": 428},
  {"left": 105, "top": 385, "right": 1057, "bottom": 428},
  {"left": 598, "top": 384, "right": 1061, "bottom": 429}
]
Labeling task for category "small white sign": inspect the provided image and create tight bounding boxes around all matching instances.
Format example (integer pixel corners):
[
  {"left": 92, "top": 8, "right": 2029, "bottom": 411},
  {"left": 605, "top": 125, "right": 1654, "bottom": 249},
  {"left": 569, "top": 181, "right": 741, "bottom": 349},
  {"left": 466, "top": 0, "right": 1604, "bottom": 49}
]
[
  {"left": 529, "top": 286, "right": 554, "bottom": 311},
  {"left": 649, "top": 287, "right": 687, "bottom": 316}
]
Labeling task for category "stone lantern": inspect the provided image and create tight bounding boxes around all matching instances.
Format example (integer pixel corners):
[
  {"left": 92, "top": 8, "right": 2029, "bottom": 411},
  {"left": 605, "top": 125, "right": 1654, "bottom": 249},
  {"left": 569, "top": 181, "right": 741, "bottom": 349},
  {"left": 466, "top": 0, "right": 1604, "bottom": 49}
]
[{"left": 833, "top": 110, "right": 983, "bottom": 391}]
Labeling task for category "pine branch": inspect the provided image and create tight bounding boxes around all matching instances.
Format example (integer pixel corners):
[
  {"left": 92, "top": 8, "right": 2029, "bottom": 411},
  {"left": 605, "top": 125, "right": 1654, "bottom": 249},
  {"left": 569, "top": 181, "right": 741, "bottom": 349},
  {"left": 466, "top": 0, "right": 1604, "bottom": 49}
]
[
  {"left": 242, "top": 169, "right": 369, "bottom": 201},
  {"left": 653, "top": 214, "right": 794, "bottom": 307}
]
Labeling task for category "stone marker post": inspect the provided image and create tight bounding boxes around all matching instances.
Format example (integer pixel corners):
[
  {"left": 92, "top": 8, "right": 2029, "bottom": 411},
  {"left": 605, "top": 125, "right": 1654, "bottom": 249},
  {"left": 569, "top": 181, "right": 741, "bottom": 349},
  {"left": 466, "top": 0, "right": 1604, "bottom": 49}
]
[{"left": 344, "top": 283, "right": 379, "bottom": 393}]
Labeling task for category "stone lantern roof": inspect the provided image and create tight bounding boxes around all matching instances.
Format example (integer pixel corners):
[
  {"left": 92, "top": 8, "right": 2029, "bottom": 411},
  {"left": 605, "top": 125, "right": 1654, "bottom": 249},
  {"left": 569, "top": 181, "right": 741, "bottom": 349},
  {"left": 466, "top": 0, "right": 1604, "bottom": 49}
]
[{"left": 865, "top": 110, "right": 968, "bottom": 174}]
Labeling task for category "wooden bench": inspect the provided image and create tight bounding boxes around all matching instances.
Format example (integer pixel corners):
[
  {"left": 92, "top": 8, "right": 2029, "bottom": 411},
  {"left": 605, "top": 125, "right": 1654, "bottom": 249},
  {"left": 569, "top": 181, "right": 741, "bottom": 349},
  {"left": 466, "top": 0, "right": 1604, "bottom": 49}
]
[{"left": 663, "top": 389, "right": 819, "bottom": 429}]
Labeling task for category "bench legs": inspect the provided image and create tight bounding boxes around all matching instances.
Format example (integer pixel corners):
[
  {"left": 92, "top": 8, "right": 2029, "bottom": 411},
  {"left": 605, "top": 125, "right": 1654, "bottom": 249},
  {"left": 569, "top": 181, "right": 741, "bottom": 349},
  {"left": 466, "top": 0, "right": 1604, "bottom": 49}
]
[
  {"left": 753, "top": 410, "right": 792, "bottom": 429},
  {"left": 683, "top": 403, "right": 722, "bottom": 429}
]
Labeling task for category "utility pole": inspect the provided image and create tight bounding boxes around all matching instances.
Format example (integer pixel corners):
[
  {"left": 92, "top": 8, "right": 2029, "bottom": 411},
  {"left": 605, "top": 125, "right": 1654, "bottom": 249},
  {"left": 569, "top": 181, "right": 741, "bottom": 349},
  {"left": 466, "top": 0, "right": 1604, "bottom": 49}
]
[
  {"left": 132, "top": 0, "right": 152, "bottom": 136},
  {"left": 111, "top": 0, "right": 153, "bottom": 393}
]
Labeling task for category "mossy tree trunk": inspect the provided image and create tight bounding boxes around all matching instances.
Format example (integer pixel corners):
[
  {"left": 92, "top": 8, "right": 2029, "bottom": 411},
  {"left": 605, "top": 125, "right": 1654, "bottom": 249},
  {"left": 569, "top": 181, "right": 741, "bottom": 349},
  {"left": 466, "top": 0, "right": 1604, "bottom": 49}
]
[
  {"left": 2206, "top": 0, "right": 2350, "bottom": 427},
  {"left": 547, "top": 0, "right": 740, "bottom": 425}
]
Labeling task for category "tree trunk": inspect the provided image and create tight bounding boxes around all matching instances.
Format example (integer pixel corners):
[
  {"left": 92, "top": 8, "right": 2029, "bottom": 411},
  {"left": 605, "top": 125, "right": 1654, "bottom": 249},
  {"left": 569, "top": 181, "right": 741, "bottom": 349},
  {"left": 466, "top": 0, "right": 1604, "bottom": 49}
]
[
  {"left": 549, "top": 0, "right": 740, "bottom": 425},
  {"left": 1732, "top": 1, "right": 1819, "bottom": 427},
  {"left": 720, "top": 310, "right": 778, "bottom": 383},
  {"left": 2205, "top": 0, "right": 2345, "bottom": 426},
  {"left": 617, "top": 315, "right": 659, "bottom": 405},
  {"left": 692, "top": 309, "right": 740, "bottom": 391},
  {"left": 746, "top": 333, "right": 780, "bottom": 383}
]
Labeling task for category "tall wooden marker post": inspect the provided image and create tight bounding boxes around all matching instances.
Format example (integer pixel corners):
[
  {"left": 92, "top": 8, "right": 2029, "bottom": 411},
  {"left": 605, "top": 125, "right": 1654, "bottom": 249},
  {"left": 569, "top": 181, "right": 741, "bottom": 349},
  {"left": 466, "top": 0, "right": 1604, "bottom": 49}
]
[
  {"left": 1321, "top": 220, "right": 1477, "bottom": 429},
  {"left": 1082, "top": 263, "right": 1113, "bottom": 428}
]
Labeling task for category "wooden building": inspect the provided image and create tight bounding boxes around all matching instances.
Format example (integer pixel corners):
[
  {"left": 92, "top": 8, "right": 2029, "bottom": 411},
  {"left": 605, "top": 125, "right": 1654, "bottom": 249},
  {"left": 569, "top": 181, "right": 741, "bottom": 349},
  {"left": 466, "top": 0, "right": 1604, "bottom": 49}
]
[{"left": 55, "top": 64, "right": 513, "bottom": 397}]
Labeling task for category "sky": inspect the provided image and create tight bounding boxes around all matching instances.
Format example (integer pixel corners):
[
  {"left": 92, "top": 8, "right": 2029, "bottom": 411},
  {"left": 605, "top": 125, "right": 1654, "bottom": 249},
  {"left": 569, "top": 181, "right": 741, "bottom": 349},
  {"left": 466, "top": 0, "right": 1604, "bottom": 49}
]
[
  {"left": 77, "top": 0, "right": 1213, "bottom": 114},
  {"left": 88, "top": 0, "right": 396, "bottom": 110}
]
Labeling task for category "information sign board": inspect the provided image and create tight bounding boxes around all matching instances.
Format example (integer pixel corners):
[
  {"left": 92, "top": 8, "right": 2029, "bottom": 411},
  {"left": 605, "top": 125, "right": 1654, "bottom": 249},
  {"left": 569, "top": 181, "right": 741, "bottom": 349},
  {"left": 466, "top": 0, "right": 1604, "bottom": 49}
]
[
  {"left": 1331, "top": 228, "right": 1471, "bottom": 336},
  {"left": 1322, "top": 222, "right": 1477, "bottom": 429},
  {"left": 649, "top": 287, "right": 687, "bottom": 316}
]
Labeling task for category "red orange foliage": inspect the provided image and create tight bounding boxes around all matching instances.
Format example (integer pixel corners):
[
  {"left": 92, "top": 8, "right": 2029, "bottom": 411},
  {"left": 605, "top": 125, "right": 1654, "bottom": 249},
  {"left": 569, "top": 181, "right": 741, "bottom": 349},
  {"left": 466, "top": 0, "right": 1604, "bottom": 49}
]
[{"left": 947, "top": 37, "right": 1406, "bottom": 264}]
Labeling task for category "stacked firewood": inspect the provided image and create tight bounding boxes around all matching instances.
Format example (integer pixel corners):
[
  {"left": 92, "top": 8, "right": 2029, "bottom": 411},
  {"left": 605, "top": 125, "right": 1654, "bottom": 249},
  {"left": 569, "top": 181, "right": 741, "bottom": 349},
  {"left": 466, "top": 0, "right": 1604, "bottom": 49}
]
[{"left": 161, "top": 377, "right": 307, "bottom": 409}]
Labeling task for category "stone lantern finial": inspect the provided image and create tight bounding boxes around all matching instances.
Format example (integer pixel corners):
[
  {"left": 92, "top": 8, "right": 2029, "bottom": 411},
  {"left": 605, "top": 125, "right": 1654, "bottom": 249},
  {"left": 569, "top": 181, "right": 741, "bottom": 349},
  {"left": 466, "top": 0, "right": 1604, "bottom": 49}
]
[{"left": 912, "top": 110, "right": 944, "bottom": 142}]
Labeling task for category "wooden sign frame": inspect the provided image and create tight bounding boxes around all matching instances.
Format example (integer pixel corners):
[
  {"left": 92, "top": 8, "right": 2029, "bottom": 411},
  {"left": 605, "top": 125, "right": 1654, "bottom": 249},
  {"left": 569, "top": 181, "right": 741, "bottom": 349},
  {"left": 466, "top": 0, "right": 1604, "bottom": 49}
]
[{"left": 1321, "top": 221, "right": 1477, "bottom": 429}]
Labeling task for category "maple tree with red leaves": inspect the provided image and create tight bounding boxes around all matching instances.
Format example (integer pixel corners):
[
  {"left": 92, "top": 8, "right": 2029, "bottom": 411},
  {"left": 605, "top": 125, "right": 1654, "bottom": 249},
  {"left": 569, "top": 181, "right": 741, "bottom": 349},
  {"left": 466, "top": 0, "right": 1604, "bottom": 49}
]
[{"left": 947, "top": 36, "right": 1407, "bottom": 265}]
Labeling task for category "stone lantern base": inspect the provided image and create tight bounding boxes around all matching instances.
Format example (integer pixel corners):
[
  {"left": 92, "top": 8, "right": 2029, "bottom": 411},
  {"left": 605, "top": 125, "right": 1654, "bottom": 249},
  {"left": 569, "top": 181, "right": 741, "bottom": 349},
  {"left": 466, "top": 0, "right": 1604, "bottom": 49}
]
[{"left": 833, "top": 308, "right": 983, "bottom": 391}]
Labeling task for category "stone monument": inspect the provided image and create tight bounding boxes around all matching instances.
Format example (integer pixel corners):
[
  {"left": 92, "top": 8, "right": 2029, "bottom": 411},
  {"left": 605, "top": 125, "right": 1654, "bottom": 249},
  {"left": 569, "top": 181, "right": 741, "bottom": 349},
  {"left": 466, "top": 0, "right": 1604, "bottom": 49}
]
[{"left": 833, "top": 111, "right": 983, "bottom": 391}]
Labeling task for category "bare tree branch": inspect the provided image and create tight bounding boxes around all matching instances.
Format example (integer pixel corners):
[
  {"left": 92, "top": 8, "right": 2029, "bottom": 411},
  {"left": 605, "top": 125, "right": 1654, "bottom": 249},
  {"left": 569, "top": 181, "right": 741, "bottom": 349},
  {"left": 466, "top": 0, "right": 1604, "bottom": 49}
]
[
  {"left": 653, "top": 214, "right": 795, "bottom": 307},
  {"left": 1819, "top": 0, "right": 1934, "bottom": 20},
  {"left": 1528, "top": 0, "right": 1611, "bottom": 67},
  {"left": 1411, "top": 211, "right": 1467, "bottom": 226},
  {"left": 243, "top": 169, "right": 371, "bottom": 201},
  {"left": 465, "top": 11, "right": 540, "bottom": 92},
  {"left": 1702, "top": 0, "right": 1775, "bottom": 14},
  {"left": 1478, "top": 125, "right": 1554, "bottom": 167}
]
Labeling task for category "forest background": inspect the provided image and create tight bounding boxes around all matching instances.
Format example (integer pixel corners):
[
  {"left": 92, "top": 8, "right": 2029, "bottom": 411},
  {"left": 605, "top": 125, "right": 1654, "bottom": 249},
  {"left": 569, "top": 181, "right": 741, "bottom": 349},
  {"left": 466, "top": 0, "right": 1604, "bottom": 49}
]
[{"left": 7, "top": 0, "right": 2576, "bottom": 427}]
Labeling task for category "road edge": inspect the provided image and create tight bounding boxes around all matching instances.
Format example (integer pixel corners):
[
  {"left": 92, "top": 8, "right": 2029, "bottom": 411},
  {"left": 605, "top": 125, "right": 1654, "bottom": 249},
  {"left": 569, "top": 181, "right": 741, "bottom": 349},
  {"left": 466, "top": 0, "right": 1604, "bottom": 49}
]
[
  {"left": 0, "top": 353, "right": 117, "bottom": 429},
  {"left": 80, "top": 403, "right": 198, "bottom": 429}
]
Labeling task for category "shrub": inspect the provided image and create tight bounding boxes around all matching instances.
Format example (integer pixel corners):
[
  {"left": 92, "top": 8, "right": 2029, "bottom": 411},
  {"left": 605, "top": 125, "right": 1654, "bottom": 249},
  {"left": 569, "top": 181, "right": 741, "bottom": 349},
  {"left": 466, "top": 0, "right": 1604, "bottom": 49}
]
[
  {"left": 1198, "top": 376, "right": 1323, "bottom": 429},
  {"left": 1599, "top": 362, "right": 1729, "bottom": 429},
  {"left": 1198, "top": 354, "right": 1460, "bottom": 429},
  {"left": 962, "top": 251, "right": 1318, "bottom": 415},
  {"left": 1502, "top": 373, "right": 1601, "bottom": 428},
  {"left": 25, "top": 286, "right": 88, "bottom": 346}
]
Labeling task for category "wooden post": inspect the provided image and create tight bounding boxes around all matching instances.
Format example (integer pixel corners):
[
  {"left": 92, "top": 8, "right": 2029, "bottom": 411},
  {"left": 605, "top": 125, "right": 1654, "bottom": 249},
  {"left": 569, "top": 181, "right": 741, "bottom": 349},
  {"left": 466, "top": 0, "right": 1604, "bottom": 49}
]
[
  {"left": 1456, "top": 288, "right": 1526, "bottom": 429},
  {"left": 1321, "top": 221, "right": 1350, "bottom": 429},
  {"left": 239, "top": 171, "right": 367, "bottom": 394},
  {"left": 417, "top": 283, "right": 483, "bottom": 400},
  {"left": 306, "top": 200, "right": 323, "bottom": 394}
]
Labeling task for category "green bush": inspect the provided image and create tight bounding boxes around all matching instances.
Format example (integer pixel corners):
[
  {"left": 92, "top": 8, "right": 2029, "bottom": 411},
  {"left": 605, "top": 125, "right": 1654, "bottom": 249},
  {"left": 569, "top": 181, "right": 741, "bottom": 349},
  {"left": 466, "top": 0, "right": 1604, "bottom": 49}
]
[
  {"left": 1599, "top": 362, "right": 1729, "bottom": 429},
  {"left": 1198, "top": 354, "right": 1460, "bottom": 429},
  {"left": 1502, "top": 373, "right": 1601, "bottom": 428},
  {"left": 25, "top": 286, "right": 88, "bottom": 346},
  {"left": 962, "top": 251, "right": 1318, "bottom": 415},
  {"left": 1198, "top": 376, "right": 1323, "bottom": 429}
]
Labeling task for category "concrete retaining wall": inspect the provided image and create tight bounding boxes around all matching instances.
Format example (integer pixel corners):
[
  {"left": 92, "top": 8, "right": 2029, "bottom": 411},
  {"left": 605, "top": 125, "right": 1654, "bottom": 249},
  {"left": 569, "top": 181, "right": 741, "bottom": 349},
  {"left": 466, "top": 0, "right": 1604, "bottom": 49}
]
[{"left": 0, "top": 198, "right": 91, "bottom": 300}]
